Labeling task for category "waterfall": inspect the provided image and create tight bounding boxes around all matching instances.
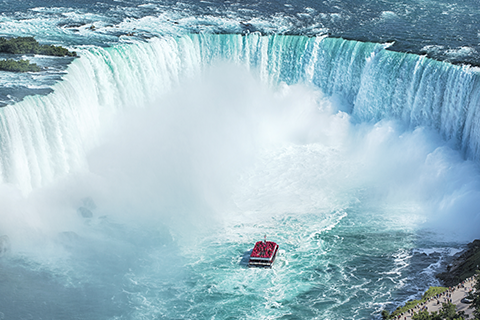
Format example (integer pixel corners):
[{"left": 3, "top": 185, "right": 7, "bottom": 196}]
[{"left": 0, "top": 33, "right": 479, "bottom": 193}]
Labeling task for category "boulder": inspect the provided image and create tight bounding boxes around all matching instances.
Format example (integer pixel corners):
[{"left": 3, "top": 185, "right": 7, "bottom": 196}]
[
  {"left": 0, "top": 235, "right": 10, "bottom": 257},
  {"left": 436, "top": 239, "right": 480, "bottom": 287},
  {"left": 78, "top": 206, "right": 93, "bottom": 218}
]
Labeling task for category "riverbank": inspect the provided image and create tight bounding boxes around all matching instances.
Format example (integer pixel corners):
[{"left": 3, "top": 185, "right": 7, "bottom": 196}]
[
  {"left": 382, "top": 240, "right": 479, "bottom": 319},
  {"left": 436, "top": 240, "right": 480, "bottom": 287},
  {"left": 0, "top": 36, "right": 76, "bottom": 73},
  {"left": 386, "top": 276, "right": 476, "bottom": 319},
  {"left": 0, "top": 37, "right": 76, "bottom": 57}
]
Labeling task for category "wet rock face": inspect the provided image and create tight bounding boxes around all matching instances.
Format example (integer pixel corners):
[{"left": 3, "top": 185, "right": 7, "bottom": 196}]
[
  {"left": 436, "top": 239, "right": 480, "bottom": 287},
  {"left": 78, "top": 206, "right": 93, "bottom": 218},
  {"left": 0, "top": 235, "right": 10, "bottom": 256},
  {"left": 81, "top": 197, "right": 96, "bottom": 211},
  {"left": 77, "top": 197, "right": 96, "bottom": 218}
]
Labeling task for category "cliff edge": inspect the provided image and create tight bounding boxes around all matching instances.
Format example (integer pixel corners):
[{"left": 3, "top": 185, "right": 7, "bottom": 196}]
[{"left": 436, "top": 239, "right": 480, "bottom": 287}]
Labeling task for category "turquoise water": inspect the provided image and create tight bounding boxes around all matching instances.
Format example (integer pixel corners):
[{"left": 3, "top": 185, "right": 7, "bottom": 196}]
[{"left": 0, "top": 12, "right": 480, "bottom": 320}]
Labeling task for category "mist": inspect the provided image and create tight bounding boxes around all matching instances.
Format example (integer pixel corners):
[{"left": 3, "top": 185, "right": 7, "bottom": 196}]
[{"left": 0, "top": 60, "right": 479, "bottom": 260}]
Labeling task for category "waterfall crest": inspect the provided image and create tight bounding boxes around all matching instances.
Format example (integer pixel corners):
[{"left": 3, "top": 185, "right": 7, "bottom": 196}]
[{"left": 1, "top": 34, "right": 479, "bottom": 192}]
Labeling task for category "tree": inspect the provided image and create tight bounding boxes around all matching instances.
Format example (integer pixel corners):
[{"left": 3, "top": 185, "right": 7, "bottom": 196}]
[
  {"left": 411, "top": 303, "right": 468, "bottom": 320},
  {"left": 0, "top": 37, "right": 76, "bottom": 57},
  {"left": 438, "top": 302, "right": 462, "bottom": 320},
  {"left": 0, "top": 59, "right": 41, "bottom": 72},
  {"left": 471, "top": 271, "right": 480, "bottom": 320},
  {"left": 412, "top": 309, "right": 435, "bottom": 320},
  {"left": 381, "top": 310, "right": 390, "bottom": 320}
]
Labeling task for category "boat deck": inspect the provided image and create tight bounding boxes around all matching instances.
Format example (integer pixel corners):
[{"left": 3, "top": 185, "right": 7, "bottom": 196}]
[{"left": 248, "top": 240, "right": 278, "bottom": 268}]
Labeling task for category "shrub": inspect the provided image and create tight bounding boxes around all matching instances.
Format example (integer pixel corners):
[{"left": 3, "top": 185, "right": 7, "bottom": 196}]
[
  {"left": 388, "top": 286, "right": 448, "bottom": 318},
  {"left": 0, "top": 36, "right": 76, "bottom": 57},
  {"left": 0, "top": 59, "right": 41, "bottom": 72}
]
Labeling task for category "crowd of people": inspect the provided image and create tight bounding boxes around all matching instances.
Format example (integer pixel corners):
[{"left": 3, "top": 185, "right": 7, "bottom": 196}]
[
  {"left": 390, "top": 275, "right": 477, "bottom": 320},
  {"left": 250, "top": 240, "right": 277, "bottom": 258}
]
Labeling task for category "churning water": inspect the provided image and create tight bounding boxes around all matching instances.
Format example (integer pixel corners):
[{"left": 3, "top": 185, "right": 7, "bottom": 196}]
[{"left": 1, "top": 2, "right": 480, "bottom": 319}]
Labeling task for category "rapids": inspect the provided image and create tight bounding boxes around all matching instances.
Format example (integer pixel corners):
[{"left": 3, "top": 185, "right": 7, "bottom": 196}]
[{"left": 0, "top": 33, "right": 479, "bottom": 319}]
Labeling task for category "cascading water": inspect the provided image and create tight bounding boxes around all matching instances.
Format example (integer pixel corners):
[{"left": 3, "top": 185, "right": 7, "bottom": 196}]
[
  {"left": 1, "top": 33, "right": 480, "bottom": 319},
  {"left": 0, "top": 37, "right": 199, "bottom": 192},
  {"left": 2, "top": 34, "right": 480, "bottom": 193}
]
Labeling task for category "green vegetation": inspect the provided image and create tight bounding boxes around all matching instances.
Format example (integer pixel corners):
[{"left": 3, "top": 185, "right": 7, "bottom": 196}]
[
  {"left": 383, "top": 240, "right": 480, "bottom": 320},
  {"left": 384, "top": 286, "right": 449, "bottom": 319},
  {"left": 437, "top": 240, "right": 480, "bottom": 287},
  {"left": 0, "top": 36, "right": 76, "bottom": 57},
  {"left": 382, "top": 302, "right": 468, "bottom": 320},
  {"left": 0, "top": 59, "right": 40, "bottom": 72},
  {"left": 382, "top": 274, "right": 479, "bottom": 320},
  {"left": 411, "top": 302, "right": 469, "bottom": 320},
  {"left": 0, "top": 36, "right": 77, "bottom": 72},
  {"left": 473, "top": 271, "right": 480, "bottom": 320}
]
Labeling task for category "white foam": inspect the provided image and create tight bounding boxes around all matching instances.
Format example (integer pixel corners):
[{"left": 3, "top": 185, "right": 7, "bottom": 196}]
[
  {"left": 381, "top": 11, "right": 398, "bottom": 19},
  {"left": 445, "top": 46, "right": 477, "bottom": 58}
]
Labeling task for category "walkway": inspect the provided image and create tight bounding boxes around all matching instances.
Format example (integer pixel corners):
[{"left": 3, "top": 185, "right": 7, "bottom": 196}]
[{"left": 393, "top": 276, "right": 477, "bottom": 320}]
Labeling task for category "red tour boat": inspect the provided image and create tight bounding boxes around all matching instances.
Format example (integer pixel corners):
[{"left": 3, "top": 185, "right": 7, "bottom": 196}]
[{"left": 248, "top": 236, "right": 279, "bottom": 268}]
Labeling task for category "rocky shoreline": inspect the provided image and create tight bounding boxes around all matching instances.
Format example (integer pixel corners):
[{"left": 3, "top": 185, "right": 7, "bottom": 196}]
[
  {"left": 382, "top": 240, "right": 480, "bottom": 319},
  {"left": 436, "top": 239, "right": 480, "bottom": 287}
]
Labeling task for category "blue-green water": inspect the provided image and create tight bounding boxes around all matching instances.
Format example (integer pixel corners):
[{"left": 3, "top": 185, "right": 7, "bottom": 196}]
[{"left": 1, "top": 2, "right": 480, "bottom": 320}]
